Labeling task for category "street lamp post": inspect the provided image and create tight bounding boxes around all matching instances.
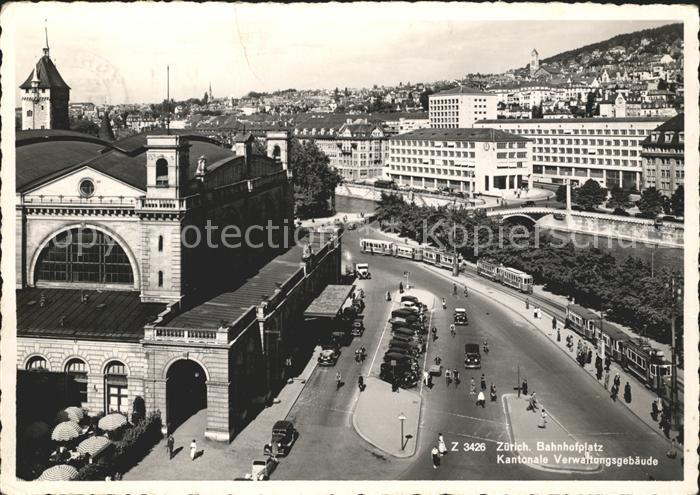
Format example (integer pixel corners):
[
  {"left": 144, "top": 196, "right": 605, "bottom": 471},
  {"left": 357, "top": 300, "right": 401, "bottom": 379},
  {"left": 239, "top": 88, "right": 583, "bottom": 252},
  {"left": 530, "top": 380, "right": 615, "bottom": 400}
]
[
  {"left": 452, "top": 221, "right": 459, "bottom": 276},
  {"left": 666, "top": 273, "right": 683, "bottom": 434},
  {"left": 398, "top": 412, "right": 407, "bottom": 450}
]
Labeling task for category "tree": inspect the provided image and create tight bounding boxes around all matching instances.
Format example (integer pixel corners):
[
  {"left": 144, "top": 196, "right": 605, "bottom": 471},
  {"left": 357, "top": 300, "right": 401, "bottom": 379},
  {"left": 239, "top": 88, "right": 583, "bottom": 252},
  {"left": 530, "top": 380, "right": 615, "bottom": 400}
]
[
  {"left": 636, "top": 187, "right": 665, "bottom": 218},
  {"left": 202, "top": 91, "right": 209, "bottom": 105},
  {"left": 555, "top": 184, "right": 569, "bottom": 203},
  {"left": 669, "top": 185, "right": 684, "bottom": 217},
  {"left": 98, "top": 114, "right": 115, "bottom": 141},
  {"left": 575, "top": 179, "right": 607, "bottom": 210},
  {"left": 606, "top": 186, "right": 631, "bottom": 210},
  {"left": 419, "top": 89, "right": 434, "bottom": 111},
  {"left": 70, "top": 117, "right": 100, "bottom": 137},
  {"left": 531, "top": 104, "right": 543, "bottom": 119},
  {"left": 289, "top": 139, "right": 342, "bottom": 219}
]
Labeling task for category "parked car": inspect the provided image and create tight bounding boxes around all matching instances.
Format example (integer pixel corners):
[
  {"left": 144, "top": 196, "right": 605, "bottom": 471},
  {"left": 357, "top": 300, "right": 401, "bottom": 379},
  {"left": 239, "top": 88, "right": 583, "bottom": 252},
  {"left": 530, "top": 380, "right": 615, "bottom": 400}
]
[
  {"left": 318, "top": 345, "right": 340, "bottom": 366},
  {"left": 553, "top": 212, "right": 566, "bottom": 220},
  {"left": 351, "top": 317, "right": 365, "bottom": 336},
  {"left": 248, "top": 457, "right": 278, "bottom": 480},
  {"left": 263, "top": 420, "right": 297, "bottom": 457},
  {"left": 521, "top": 200, "right": 536, "bottom": 208},
  {"left": 464, "top": 343, "right": 481, "bottom": 369}
]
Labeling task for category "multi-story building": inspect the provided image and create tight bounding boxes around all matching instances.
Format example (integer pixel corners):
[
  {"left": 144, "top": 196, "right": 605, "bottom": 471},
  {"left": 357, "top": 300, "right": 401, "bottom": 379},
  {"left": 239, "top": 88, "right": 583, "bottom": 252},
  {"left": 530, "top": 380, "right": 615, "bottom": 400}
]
[
  {"left": 429, "top": 86, "right": 497, "bottom": 128},
  {"left": 475, "top": 117, "right": 667, "bottom": 190},
  {"left": 386, "top": 127, "right": 531, "bottom": 195},
  {"left": 641, "top": 113, "right": 684, "bottom": 196},
  {"left": 20, "top": 41, "right": 70, "bottom": 130},
  {"left": 294, "top": 117, "right": 386, "bottom": 181}
]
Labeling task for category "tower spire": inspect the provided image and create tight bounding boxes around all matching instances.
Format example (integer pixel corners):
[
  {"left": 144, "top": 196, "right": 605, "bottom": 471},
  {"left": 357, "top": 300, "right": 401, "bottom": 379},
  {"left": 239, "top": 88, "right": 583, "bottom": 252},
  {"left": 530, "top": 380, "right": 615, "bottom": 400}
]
[{"left": 43, "top": 19, "right": 50, "bottom": 57}]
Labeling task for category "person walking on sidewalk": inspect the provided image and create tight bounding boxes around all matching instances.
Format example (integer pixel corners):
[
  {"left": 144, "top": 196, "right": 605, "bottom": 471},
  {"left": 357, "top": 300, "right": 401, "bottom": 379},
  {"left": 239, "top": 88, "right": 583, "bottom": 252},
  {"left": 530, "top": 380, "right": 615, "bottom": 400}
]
[
  {"left": 476, "top": 390, "right": 486, "bottom": 408},
  {"left": 336, "top": 371, "right": 343, "bottom": 390},
  {"left": 453, "top": 369, "right": 460, "bottom": 386},
  {"left": 445, "top": 369, "right": 452, "bottom": 387},
  {"left": 552, "top": 316, "right": 557, "bottom": 330},
  {"left": 423, "top": 370, "right": 430, "bottom": 387},
  {"left": 438, "top": 433, "right": 448, "bottom": 456},
  {"left": 166, "top": 434, "right": 174, "bottom": 460},
  {"left": 189, "top": 439, "right": 197, "bottom": 461},
  {"left": 538, "top": 409, "right": 548, "bottom": 429},
  {"left": 526, "top": 298, "right": 530, "bottom": 310},
  {"left": 431, "top": 446, "right": 440, "bottom": 469},
  {"left": 613, "top": 373, "right": 621, "bottom": 389},
  {"left": 469, "top": 377, "right": 476, "bottom": 396},
  {"left": 358, "top": 375, "right": 365, "bottom": 392},
  {"left": 480, "top": 374, "right": 486, "bottom": 390},
  {"left": 624, "top": 381, "right": 632, "bottom": 403},
  {"left": 521, "top": 378, "right": 528, "bottom": 396},
  {"left": 651, "top": 397, "right": 660, "bottom": 420},
  {"left": 604, "top": 370, "right": 610, "bottom": 390}
]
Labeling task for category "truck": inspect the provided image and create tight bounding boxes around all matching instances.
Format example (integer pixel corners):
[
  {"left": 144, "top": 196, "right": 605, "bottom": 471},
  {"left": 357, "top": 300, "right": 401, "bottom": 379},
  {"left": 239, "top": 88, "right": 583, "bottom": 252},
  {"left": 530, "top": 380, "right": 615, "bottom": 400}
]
[{"left": 355, "top": 263, "right": 371, "bottom": 279}]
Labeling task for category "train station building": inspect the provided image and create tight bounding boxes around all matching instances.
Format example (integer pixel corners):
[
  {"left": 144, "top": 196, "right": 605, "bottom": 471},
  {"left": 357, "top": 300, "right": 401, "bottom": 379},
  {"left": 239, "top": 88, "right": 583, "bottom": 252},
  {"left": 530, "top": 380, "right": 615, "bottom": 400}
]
[{"left": 15, "top": 125, "right": 342, "bottom": 442}]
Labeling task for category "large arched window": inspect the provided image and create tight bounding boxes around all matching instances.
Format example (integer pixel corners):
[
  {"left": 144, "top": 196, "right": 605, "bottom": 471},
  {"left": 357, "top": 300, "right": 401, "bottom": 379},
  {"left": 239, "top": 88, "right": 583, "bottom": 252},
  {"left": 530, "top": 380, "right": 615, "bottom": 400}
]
[
  {"left": 104, "top": 360, "right": 128, "bottom": 413},
  {"left": 35, "top": 228, "right": 133, "bottom": 285},
  {"left": 65, "top": 358, "right": 88, "bottom": 405},
  {"left": 26, "top": 355, "right": 48, "bottom": 371}
]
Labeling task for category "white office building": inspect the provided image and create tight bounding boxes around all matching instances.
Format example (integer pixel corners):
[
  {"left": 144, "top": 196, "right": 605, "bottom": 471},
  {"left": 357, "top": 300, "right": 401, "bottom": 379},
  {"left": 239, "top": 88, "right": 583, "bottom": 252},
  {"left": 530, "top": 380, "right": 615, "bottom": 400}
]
[
  {"left": 474, "top": 117, "right": 667, "bottom": 190},
  {"left": 429, "top": 86, "right": 497, "bottom": 128},
  {"left": 386, "top": 128, "right": 531, "bottom": 195}
]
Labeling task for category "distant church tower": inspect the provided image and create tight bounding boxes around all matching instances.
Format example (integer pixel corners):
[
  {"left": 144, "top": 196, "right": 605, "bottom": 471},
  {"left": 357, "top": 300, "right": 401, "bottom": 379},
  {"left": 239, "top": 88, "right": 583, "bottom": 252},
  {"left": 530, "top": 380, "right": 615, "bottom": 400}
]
[
  {"left": 20, "top": 24, "right": 70, "bottom": 130},
  {"left": 530, "top": 48, "right": 540, "bottom": 77}
]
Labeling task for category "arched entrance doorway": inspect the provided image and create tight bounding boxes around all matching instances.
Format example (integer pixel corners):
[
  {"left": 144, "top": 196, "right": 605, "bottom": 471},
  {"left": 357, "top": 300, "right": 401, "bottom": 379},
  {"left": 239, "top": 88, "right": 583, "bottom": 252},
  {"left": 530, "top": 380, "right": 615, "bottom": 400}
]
[{"left": 166, "top": 359, "right": 207, "bottom": 432}]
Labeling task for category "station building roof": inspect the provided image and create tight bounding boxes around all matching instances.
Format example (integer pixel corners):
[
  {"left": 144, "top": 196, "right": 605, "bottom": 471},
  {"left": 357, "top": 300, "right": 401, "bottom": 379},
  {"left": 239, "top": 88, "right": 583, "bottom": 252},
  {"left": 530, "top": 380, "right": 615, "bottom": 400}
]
[
  {"left": 390, "top": 127, "right": 530, "bottom": 143},
  {"left": 16, "top": 288, "right": 166, "bottom": 342}
]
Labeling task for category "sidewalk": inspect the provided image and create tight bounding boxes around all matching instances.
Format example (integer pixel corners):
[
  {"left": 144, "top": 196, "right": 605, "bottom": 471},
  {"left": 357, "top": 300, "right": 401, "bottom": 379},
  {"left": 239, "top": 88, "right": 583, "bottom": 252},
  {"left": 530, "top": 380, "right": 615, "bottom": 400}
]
[
  {"left": 417, "top": 262, "right": 677, "bottom": 446},
  {"left": 298, "top": 212, "right": 366, "bottom": 229},
  {"left": 124, "top": 347, "right": 321, "bottom": 480},
  {"left": 351, "top": 288, "right": 431, "bottom": 458},
  {"left": 503, "top": 394, "right": 601, "bottom": 474}
]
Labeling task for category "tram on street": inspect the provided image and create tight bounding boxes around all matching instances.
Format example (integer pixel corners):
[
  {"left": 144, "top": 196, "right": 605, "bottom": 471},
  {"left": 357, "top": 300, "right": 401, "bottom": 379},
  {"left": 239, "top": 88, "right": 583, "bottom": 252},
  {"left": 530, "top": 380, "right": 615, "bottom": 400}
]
[
  {"left": 359, "top": 238, "right": 394, "bottom": 255},
  {"left": 476, "top": 259, "right": 533, "bottom": 294}
]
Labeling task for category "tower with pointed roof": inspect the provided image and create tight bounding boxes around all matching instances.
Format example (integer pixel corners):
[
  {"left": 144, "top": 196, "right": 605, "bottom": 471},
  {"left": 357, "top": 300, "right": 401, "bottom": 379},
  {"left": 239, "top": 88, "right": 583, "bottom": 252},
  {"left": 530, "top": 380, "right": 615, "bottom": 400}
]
[
  {"left": 20, "top": 25, "right": 70, "bottom": 130},
  {"left": 530, "top": 48, "right": 539, "bottom": 77}
]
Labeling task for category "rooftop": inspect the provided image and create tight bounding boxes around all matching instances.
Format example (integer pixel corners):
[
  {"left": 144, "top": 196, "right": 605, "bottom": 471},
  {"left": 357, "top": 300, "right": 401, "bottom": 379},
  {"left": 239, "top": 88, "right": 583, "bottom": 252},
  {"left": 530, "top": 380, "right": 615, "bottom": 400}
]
[
  {"left": 304, "top": 284, "right": 355, "bottom": 318},
  {"left": 476, "top": 116, "right": 669, "bottom": 125},
  {"left": 164, "top": 235, "right": 330, "bottom": 330},
  {"left": 390, "top": 127, "right": 530, "bottom": 143},
  {"left": 17, "top": 288, "right": 166, "bottom": 342},
  {"left": 432, "top": 86, "right": 492, "bottom": 97},
  {"left": 19, "top": 54, "right": 70, "bottom": 90}
]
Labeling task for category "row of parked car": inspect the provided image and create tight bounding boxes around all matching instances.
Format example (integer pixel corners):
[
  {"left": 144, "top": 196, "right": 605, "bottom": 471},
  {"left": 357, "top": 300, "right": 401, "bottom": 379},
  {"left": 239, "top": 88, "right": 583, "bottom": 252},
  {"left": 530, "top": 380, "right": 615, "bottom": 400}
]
[{"left": 380, "top": 295, "right": 429, "bottom": 389}]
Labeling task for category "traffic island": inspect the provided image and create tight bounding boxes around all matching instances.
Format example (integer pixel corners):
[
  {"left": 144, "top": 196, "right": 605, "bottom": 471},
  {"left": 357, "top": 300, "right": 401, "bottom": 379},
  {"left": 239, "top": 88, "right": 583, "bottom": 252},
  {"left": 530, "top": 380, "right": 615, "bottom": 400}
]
[
  {"left": 502, "top": 394, "right": 602, "bottom": 474},
  {"left": 353, "top": 377, "right": 421, "bottom": 458}
]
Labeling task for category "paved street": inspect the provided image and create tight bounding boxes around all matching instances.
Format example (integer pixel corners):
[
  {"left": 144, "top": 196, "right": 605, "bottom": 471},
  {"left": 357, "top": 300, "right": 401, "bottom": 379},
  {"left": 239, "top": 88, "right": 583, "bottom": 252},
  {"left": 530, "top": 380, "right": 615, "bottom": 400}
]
[{"left": 274, "top": 227, "right": 683, "bottom": 480}]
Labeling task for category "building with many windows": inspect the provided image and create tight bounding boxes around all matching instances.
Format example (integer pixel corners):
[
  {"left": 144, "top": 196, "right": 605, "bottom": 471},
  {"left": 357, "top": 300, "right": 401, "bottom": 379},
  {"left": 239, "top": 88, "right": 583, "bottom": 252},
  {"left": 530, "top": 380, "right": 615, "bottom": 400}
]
[
  {"left": 386, "top": 127, "right": 531, "bottom": 195},
  {"left": 14, "top": 127, "right": 342, "bottom": 445},
  {"left": 641, "top": 113, "right": 684, "bottom": 196},
  {"left": 429, "top": 86, "right": 497, "bottom": 128},
  {"left": 294, "top": 117, "right": 386, "bottom": 181},
  {"left": 474, "top": 117, "right": 668, "bottom": 190}
]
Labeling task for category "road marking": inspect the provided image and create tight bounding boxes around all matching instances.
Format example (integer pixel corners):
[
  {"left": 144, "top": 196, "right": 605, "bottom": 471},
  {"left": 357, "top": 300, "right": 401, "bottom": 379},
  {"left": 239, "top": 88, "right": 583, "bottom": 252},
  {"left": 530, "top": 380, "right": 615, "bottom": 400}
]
[
  {"left": 427, "top": 409, "right": 507, "bottom": 426},
  {"left": 367, "top": 296, "right": 397, "bottom": 375}
]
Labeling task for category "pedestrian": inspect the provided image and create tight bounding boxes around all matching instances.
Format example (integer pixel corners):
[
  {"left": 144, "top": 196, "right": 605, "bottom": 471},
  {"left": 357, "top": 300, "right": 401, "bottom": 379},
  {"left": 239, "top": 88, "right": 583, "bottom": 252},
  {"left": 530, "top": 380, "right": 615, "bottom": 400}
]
[
  {"left": 526, "top": 298, "right": 530, "bottom": 310},
  {"left": 453, "top": 369, "right": 460, "bottom": 386},
  {"left": 423, "top": 370, "right": 430, "bottom": 386},
  {"left": 399, "top": 281, "right": 404, "bottom": 293},
  {"left": 604, "top": 355, "right": 611, "bottom": 371},
  {"left": 480, "top": 374, "right": 486, "bottom": 390},
  {"left": 428, "top": 374, "right": 433, "bottom": 389},
  {"left": 651, "top": 398, "right": 660, "bottom": 420},
  {"left": 358, "top": 375, "right": 365, "bottom": 392},
  {"left": 470, "top": 377, "right": 476, "bottom": 393},
  {"left": 521, "top": 378, "right": 528, "bottom": 396},
  {"left": 490, "top": 383, "right": 497, "bottom": 401},
  {"left": 527, "top": 392, "right": 538, "bottom": 411},
  {"left": 614, "top": 373, "right": 621, "bottom": 389},
  {"left": 604, "top": 371, "right": 610, "bottom": 390},
  {"left": 167, "top": 434, "right": 174, "bottom": 460},
  {"left": 438, "top": 433, "right": 447, "bottom": 456},
  {"left": 587, "top": 348, "right": 593, "bottom": 364},
  {"left": 386, "top": 291, "right": 391, "bottom": 301},
  {"left": 624, "top": 381, "right": 632, "bottom": 403},
  {"left": 476, "top": 390, "right": 486, "bottom": 407},
  {"left": 189, "top": 439, "right": 197, "bottom": 461},
  {"left": 445, "top": 369, "right": 452, "bottom": 386},
  {"left": 538, "top": 409, "right": 548, "bottom": 429},
  {"left": 610, "top": 384, "right": 618, "bottom": 401},
  {"left": 431, "top": 445, "right": 440, "bottom": 469},
  {"left": 596, "top": 365, "right": 603, "bottom": 381},
  {"left": 666, "top": 437, "right": 678, "bottom": 459},
  {"left": 556, "top": 328, "right": 561, "bottom": 342}
]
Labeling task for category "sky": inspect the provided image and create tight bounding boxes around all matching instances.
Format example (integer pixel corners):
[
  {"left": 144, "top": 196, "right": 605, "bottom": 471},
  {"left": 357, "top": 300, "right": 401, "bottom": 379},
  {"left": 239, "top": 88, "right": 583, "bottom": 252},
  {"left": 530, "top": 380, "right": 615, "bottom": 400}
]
[{"left": 4, "top": 2, "right": 681, "bottom": 105}]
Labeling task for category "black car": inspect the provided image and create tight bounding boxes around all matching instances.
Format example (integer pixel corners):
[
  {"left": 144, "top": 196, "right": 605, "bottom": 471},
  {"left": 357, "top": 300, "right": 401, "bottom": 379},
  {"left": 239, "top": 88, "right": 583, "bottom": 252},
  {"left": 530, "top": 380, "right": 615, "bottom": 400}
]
[
  {"left": 521, "top": 200, "right": 536, "bottom": 208},
  {"left": 464, "top": 343, "right": 481, "bottom": 369},
  {"left": 263, "top": 420, "right": 297, "bottom": 457}
]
